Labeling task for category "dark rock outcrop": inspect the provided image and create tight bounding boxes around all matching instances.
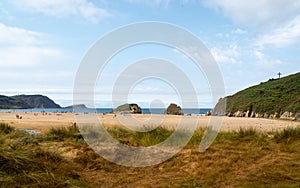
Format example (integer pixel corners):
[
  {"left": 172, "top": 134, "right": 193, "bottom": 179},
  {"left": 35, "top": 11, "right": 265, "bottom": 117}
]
[
  {"left": 113, "top": 103, "right": 142, "bottom": 114},
  {"left": 205, "top": 111, "right": 212, "bottom": 116},
  {"left": 164, "top": 103, "right": 183, "bottom": 115}
]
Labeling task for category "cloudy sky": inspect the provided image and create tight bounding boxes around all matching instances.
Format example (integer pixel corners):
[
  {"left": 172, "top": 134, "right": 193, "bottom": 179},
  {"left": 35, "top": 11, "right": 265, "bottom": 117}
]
[{"left": 1, "top": 0, "right": 300, "bottom": 108}]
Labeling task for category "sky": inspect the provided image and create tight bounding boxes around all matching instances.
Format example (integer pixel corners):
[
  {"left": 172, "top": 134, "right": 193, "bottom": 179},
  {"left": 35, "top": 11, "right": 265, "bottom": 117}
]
[{"left": 1, "top": 0, "right": 300, "bottom": 108}]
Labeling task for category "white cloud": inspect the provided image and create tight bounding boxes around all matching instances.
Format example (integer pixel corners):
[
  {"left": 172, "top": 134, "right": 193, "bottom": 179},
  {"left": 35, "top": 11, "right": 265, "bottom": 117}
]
[
  {"left": 11, "top": 0, "right": 111, "bottom": 23},
  {"left": 0, "top": 23, "right": 65, "bottom": 67},
  {"left": 254, "top": 15, "right": 300, "bottom": 48},
  {"left": 210, "top": 44, "right": 240, "bottom": 64},
  {"left": 203, "top": 0, "right": 300, "bottom": 48},
  {"left": 0, "top": 23, "right": 44, "bottom": 45},
  {"left": 232, "top": 28, "right": 247, "bottom": 35},
  {"left": 203, "top": 0, "right": 300, "bottom": 26},
  {"left": 253, "top": 50, "right": 264, "bottom": 60},
  {"left": 253, "top": 50, "right": 282, "bottom": 69}
]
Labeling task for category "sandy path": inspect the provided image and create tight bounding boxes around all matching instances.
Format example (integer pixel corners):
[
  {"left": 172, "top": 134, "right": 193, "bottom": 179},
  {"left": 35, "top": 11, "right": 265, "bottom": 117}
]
[{"left": 0, "top": 112, "right": 299, "bottom": 133}]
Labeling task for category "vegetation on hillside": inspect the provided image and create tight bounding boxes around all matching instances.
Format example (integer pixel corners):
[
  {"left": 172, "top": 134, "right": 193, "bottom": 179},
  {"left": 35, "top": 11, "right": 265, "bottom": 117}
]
[
  {"left": 0, "top": 95, "right": 61, "bottom": 109},
  {"left": 1, "top": 122, "right": 300, "bottom": 187},
  {"left": 216, "top": 72, "right": 300, "bottom": 116},
  {"left": 0, "top": 95, "right": 28, "bottom": 109}
]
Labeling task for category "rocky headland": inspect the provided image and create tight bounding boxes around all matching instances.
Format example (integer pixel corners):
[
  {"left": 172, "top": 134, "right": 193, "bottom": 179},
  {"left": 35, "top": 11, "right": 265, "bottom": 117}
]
[
  {"left": 213, "top": 72, "right": 300, "bottom": 121},
  {"left": 0, "top": 94, "right": 61, "bottom": 109}
]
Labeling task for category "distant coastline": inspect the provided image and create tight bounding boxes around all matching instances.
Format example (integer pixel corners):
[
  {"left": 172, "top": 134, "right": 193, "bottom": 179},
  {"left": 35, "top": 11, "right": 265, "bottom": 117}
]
[{"left": 0, "top": 108, "right": 212, "bottom": 115}]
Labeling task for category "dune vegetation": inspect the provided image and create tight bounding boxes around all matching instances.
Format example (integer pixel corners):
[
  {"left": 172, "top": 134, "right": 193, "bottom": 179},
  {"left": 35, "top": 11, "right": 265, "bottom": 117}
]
[{"left": 0, "top": 122, "right": 300, "bottom": 187}]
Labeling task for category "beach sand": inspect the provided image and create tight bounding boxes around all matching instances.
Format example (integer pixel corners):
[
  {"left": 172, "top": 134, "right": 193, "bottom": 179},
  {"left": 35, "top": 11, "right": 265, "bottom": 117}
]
[{"left": 1, "top": 112, "right": 299, "bottom": 133}]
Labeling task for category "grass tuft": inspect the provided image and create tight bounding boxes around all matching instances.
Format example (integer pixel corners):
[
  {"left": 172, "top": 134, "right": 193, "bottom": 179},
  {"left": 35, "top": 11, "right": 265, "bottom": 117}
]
[
  {"left": 44, "top": 126, "right": 83, "bottom": 141},
  {"left": 237, "top": 127, "right": 257, "bottom": 137},
  {"left": 0, "top": 126, "right": 87, "bottom": 187},
  {"left": 274, "top": 126, "right": 300, "bottom": 144},
  {"left": 0, "top": 123, "right": 14, "bottom": 134}
]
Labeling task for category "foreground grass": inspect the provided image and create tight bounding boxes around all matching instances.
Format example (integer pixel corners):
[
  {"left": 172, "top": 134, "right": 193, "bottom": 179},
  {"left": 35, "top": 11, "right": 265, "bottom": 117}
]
[
  {"left": 0, "top": 123, "right": 300, "bottom": 187},
  {"left": 0, "top": 123, "right": 87, "bottom": 187}
]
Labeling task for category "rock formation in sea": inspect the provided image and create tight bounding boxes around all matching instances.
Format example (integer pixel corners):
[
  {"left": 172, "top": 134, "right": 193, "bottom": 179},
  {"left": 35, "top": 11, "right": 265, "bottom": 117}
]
[
  {"left": 164, "top": 103, "right": 183, "bottom": 115},
  {"left": 113, "top": 103, "right": 142, "bottom": 114},
  {"left": 64, "top": 104, "right": 88, "bottom": 109}
]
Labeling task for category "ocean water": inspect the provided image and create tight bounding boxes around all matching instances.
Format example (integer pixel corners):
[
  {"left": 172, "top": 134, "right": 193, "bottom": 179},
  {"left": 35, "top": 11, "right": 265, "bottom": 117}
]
[{"left": 0, "top": 108, "right": 212, "bottom": 115}]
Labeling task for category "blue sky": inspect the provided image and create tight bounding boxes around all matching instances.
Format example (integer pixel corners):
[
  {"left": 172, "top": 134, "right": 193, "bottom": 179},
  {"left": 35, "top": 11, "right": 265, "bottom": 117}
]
[{"left": 1, "top": 0, "right": 300, "bottom": 108}]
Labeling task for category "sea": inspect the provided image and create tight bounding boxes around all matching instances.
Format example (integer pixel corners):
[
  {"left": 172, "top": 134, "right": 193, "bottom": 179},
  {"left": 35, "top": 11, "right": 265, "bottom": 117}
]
[{"left": 0, "top": 108, "right": 212, "bottom": 116}]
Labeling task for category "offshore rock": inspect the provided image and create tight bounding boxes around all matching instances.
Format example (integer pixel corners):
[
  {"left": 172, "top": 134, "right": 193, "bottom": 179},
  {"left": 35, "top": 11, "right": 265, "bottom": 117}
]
[
  {"left": 164, "top": 103, "right": 183, "bottom": 115},
  {"left": 113, "top": 103, "right": 142, "bottom": 114}
]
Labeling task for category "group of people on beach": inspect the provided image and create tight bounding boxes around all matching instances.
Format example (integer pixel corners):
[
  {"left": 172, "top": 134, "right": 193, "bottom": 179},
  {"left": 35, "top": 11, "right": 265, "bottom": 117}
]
[{"left": 15, "top": 114, "right": 22, "bottom": 119}]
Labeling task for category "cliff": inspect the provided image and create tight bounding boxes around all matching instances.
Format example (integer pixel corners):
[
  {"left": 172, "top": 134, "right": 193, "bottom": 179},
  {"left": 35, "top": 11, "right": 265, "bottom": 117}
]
[{"left": 213, "top": 72, "right": 300, "bottom": 120}]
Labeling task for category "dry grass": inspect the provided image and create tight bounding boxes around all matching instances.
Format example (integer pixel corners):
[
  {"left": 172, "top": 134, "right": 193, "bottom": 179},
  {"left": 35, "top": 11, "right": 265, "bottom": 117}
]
[
  {"left": 0, "top": 123, "right": 87, "bottom": 188},
  {"left": 1, "top": 123, "right": 300, "bottom": 187}
]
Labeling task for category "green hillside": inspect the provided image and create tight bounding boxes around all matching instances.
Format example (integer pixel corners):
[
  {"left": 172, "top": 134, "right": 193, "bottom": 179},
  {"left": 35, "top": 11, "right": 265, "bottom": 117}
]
[
  {"left": 0, "top": 95, "right": 28, "bottom": 109},
  {"left": 0, "top": 95, "right": 61, "bottom": 109},
  {"left": 214, "top": 72, "right": 300, "bottom": 117}
]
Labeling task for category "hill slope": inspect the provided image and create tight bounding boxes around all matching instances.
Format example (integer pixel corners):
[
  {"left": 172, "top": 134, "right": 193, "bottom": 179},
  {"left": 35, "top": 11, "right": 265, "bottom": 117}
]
[
  {"left": 0, "top": 95, "right": 61, "bottom": 109},
  {"left": 214, "top": 72, "right": 300, "bottom": 118},
  {"left": 0, "top": 95, "right": 28, "bottom": 109}
]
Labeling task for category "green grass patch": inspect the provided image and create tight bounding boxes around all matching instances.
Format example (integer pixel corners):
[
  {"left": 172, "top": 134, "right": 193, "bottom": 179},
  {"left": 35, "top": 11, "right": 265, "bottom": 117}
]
[
  {"left": 44, "top": 126, "right": 83, "bottom": 142},
  {"left": 105, "top": 126, "right": 173, "bottom": 146}
]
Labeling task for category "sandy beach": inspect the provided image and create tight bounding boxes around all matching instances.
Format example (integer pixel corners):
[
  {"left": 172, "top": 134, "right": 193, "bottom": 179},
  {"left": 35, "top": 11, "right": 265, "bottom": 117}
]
[{"left": 0, "top": 112, "right": 299, "bottom": 133}]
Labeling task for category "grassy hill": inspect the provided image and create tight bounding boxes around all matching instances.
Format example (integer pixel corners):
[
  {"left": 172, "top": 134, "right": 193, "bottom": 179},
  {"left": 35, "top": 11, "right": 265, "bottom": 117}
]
[
  {"left": 0, "top": 95, "right": 28, "bottom": 109},
  {"left": 0, "top": 95, "right": 61, "bottom": 109},
  {"left": 214, "top": 72, "right": 300, "bottom": 117}
]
